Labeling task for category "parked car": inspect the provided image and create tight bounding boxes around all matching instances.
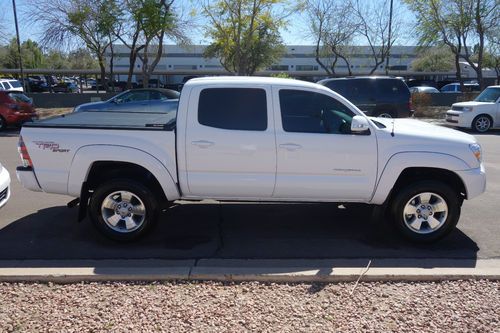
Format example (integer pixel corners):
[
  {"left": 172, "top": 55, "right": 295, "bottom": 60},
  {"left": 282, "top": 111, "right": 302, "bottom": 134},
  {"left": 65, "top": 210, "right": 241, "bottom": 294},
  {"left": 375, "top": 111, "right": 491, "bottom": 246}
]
[
  {"left": 0, "top": 91, "right": 37, "bottom": 130},
  {"left": 317, "top": 76, "right": 413, "bottom": 118},
  {"left": 0, "top": 79, "right": 24, "bottom": 92},
  {"left": 53, "top": 82, "right": 80, "bottom": 93},
  {"left": 409, "top": 86, "right": 440, "bottom": 94},
  {"left": 22, "top": 77, "right": 49, "bottom": 92},
  {"left": 0, "top": 162, "right": 10, "bottom": 210},
  {"left": 406, "top": 79, "right": 437, "bottom": 88},
  {"left": 73, "top": 88, "right": 180, "bottom": 113},
  {"left": 445, "top": 85, "right": 500, "bottom": 132},
  {"left": 18, "top": 77, "right": 485, "bottom": 243},
  {"left": 440, "top": 83, "right": 480, "bottom": 93}
]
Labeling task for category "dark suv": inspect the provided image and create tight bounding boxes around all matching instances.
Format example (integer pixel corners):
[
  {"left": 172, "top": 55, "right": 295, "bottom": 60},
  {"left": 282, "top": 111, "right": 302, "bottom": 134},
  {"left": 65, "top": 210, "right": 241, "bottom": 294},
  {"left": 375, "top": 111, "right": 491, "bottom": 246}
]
[{"left": 317, "top": 76, "right": 413, "bottom": 118}]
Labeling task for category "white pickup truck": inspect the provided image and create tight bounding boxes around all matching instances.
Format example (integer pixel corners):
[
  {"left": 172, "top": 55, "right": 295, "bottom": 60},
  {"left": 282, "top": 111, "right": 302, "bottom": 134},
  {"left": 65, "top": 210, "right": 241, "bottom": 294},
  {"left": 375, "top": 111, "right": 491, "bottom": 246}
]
[{"left": 17, "top": 77, "right": 486, "bottom": 242}]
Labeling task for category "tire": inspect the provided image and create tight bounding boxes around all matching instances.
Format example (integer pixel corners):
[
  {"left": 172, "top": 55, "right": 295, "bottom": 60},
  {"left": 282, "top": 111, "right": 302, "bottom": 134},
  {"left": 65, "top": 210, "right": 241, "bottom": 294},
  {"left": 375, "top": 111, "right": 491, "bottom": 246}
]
[
  {"left": 89, "top": 179, "right": 160, "bottom": 242},
  {"left": 472, "top": 114, "right": 492, "bottom": 133},
  {"left": 390, "top": 180, "right": 461, "bottom": 242},
  {"left": 374, "top": 110, "right": 396, "bottom": 118},
  {"left": 0, "top": 116, "right": 6, "bottom": 131}
]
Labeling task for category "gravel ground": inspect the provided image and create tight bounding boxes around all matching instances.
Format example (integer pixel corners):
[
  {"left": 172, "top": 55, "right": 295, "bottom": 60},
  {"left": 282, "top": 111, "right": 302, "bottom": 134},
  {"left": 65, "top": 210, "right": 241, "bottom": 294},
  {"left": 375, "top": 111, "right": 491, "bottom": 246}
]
[{"left": 0, "top": 280, "right": 498, "bottom": 332}]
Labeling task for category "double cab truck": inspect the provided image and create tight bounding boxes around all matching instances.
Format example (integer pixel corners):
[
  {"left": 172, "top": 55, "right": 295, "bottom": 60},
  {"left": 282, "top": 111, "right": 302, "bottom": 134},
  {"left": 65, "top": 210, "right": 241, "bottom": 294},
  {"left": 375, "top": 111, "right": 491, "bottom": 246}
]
[{"left": 16, "top": 77, "right": 486, "bottom": 242}]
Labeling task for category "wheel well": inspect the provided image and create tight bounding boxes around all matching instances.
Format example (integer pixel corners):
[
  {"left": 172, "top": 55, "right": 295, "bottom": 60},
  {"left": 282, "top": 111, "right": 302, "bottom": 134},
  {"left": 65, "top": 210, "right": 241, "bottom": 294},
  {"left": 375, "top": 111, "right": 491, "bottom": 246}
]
[
  {"left": 474, "top": 113, "right": 493, "bottom": 122},
  {"left": 85, "top": 161, "right": 167, "bottom": 202},
  {"left": 389, "top": 167, "right": 467, "bottom": 202}
]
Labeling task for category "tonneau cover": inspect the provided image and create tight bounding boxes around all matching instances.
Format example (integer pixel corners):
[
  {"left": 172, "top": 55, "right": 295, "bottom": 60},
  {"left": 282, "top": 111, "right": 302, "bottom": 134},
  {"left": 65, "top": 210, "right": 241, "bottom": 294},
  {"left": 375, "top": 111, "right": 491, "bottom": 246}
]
[{"left": 24, "top": 111, "right": 176, "bottom": 130}]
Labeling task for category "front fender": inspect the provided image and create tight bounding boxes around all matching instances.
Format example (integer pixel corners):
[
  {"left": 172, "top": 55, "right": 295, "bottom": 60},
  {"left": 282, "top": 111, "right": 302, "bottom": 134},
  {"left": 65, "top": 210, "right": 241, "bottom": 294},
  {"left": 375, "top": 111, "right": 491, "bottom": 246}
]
[
  {"left": 67, "top": 145, "right": 180, "bottom": 200},
  {"left": 371, "top": 152, "right": 470, "bottom": 205}
]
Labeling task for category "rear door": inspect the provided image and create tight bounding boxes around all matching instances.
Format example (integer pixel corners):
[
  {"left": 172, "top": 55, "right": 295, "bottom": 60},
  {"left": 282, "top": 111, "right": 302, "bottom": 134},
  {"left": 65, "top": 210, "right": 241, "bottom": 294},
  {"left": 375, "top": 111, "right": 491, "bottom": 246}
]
[
  {"left": 272, "top": 86, "right": 378, "bottom": 201},
  {"left": 184, "top": 86, "right": 276, "bottom": 198}
]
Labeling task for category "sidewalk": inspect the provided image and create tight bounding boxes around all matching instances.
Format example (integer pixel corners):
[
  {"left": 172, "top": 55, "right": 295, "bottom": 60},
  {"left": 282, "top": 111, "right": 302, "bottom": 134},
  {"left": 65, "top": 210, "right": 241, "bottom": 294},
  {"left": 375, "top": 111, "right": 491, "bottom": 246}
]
[{"left": 0, "top": 258, "right": 499, "bottom": 283}]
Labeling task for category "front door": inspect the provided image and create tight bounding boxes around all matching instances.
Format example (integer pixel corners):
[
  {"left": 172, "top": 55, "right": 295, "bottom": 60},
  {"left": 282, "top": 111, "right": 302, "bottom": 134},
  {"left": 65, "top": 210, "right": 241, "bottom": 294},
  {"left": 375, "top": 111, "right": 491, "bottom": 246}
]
[
  {"left": 184, "top": 86, "right": 276, "bottom": 198},
  {"left": 272, "top": 87, "right": 378, "bottom": 201}
]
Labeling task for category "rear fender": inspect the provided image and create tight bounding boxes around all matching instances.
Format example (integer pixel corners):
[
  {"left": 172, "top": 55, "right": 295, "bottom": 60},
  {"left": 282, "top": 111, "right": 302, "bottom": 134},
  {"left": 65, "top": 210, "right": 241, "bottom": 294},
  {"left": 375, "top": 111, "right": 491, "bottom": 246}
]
[{"left": 67, "top": 145, "right": 180, "bottom": 200}]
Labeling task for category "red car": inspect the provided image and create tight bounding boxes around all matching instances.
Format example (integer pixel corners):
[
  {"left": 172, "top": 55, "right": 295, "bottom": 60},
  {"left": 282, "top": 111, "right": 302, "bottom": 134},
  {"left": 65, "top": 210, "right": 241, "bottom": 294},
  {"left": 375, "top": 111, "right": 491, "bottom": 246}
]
[{"left": 0, "top": 91, "right": 37, "bottom": 130}]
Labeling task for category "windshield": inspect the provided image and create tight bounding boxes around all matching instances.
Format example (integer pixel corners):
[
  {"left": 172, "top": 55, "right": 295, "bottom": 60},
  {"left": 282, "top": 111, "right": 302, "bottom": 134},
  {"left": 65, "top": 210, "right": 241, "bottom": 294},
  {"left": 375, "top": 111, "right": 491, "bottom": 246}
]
[
  {"left": 9, "top": 80, "right": 22, "bottom": 88},
  {"left": 474, "top": 87, "right": 500, "bottom": 102},
  {"left": 8, "top": 92, "right": 32, "bottom": 103}
]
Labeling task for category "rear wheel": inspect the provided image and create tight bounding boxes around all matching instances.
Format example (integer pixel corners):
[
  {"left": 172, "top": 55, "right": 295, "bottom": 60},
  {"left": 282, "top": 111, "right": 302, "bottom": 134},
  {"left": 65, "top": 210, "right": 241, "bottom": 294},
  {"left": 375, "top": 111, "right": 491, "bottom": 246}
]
[
  {"left": 472, "top": 115, "right": 492, "bottom": 133},
  {"left": 390, "top": 181, "right": 460, "bottom": 242},
  {"left": 89, "top": 179, "right": 160, "bottom": 242},
  {"left": 375, "top": 110, "right": 396, "bottom": 118}
]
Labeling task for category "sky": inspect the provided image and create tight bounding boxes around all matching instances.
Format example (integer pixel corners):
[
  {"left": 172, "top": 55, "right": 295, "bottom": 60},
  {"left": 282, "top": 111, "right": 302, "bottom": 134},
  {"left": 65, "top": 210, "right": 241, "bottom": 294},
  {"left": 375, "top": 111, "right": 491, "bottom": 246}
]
[{"left": 1, "top": 0, "right": 417, "bottom": 47}]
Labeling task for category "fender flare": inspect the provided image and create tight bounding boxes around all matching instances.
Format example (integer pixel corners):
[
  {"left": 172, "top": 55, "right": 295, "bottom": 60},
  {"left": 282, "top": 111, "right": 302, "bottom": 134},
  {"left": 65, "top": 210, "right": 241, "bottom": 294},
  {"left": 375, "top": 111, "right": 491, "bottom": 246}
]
[
  {"left": 371, "top": 152, "right": 470, "bottom": 205},
  {"left": 67, "top": 145, "right": 180, "bottom": 200}
]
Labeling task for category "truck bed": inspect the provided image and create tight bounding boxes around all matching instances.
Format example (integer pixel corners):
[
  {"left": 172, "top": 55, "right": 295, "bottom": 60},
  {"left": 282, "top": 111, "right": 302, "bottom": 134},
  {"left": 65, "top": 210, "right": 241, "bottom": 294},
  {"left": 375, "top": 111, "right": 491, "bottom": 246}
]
[{"left": 24, "top": 111, "right": 176, "bottom": 131}]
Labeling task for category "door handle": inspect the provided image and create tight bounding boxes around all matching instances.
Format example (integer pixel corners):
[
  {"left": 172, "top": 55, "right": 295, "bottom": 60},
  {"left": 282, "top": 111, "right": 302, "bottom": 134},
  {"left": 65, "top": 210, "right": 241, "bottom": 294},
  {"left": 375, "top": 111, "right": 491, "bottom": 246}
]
[
  {"left": 279, "top": 143, "right": 302, "bottom": 151},
  {"left": 191, "top": 140, "right": 215, "bottom": 148}
]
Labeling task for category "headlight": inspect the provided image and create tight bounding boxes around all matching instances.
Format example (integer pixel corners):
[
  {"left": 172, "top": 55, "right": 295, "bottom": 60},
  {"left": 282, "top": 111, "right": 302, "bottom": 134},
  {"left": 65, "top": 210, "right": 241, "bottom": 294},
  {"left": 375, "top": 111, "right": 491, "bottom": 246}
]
[
  {"left": 469, "top": 143, "right": 482, "bottom": 162},
  {"left": 463, "top": 107, "right": 473, "bottom": 112}
]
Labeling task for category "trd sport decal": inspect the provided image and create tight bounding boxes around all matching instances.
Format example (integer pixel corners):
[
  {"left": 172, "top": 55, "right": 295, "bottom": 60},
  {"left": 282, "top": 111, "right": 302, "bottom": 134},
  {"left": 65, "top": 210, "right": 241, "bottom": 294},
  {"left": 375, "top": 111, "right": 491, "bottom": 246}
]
[{"left": 33, "top": 141, "right": 70, "bottom": 153}]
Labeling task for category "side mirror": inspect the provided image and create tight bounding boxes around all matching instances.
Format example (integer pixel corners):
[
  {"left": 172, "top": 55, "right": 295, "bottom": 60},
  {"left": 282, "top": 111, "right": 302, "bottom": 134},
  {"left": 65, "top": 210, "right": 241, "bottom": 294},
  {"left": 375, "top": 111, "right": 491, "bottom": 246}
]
[{"left": 351, "top": 115, "right": 370, "bottom": 134}]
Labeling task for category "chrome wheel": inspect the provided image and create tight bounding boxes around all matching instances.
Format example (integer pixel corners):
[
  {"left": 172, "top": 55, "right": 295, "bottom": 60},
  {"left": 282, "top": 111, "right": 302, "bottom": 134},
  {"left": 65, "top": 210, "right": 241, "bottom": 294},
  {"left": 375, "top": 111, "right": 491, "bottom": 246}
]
[
  {"left": 100, "top": 190, "right": 146, "bottom": 233},
  {"left": 377, "top": 113, "right": 393, "bottom": 118},
  {"left": 474, "top": 116, "right": 491, "bottom": 132},
  {"left": 402, "top": 192, "right": 448, "bottom": 234}
]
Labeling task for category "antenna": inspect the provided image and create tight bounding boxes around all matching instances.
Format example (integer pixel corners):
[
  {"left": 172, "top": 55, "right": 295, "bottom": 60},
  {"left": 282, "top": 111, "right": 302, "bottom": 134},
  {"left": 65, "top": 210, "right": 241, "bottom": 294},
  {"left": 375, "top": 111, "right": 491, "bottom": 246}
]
[{"left": 391, "top": 119, "right": 395, "bottom": 137}]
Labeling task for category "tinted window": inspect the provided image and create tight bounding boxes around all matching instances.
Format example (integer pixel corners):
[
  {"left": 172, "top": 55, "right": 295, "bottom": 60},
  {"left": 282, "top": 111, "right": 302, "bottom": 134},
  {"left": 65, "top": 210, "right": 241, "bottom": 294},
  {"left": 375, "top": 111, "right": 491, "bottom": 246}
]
[
  {"left": 376, "top": 79, "right": 409, "bottom": 101},
  {"left": 324, "top": 80, "right": 349, "bottom": 98},
  {"left": 198, "top": 88, "right": 267, "bottom": 131},
  {"left": 151, "top": 90, "right": 180, "bottom": 100},
  {"left": 9, "top": 80, "right": 22, "bottom": 88},
  {"left": 279, "top": 89, "right": 355, "bottom": 134},
  {"left": 0, "top": 83, "right": 5, "bottom": 90}
]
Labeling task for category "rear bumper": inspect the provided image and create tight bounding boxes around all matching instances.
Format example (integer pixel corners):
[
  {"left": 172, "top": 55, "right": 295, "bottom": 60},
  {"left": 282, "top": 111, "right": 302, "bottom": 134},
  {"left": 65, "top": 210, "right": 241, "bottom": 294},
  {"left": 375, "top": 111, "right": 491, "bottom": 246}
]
[
  {"left": 16, "top": 166, "right": 42, "bottom": 192},
  {"left": 0, "top": 167, "right": 11, "bottom": 209},
  {"left": 455, "top": 163, "right": 487, "bottom": 200}
]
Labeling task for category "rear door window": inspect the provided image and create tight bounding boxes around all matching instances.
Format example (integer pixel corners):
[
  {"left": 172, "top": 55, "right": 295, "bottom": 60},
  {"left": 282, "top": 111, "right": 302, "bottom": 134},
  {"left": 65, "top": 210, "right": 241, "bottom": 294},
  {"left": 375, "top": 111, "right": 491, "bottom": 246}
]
[
  {"left": 376, "top": 79, "right": 409, "bottom": 102},
  {"left": 198, "top": 88, "right": 267, "bottom": 131},
  {"left": 9, "top": 80, "right": 22, "bottom": 88}
]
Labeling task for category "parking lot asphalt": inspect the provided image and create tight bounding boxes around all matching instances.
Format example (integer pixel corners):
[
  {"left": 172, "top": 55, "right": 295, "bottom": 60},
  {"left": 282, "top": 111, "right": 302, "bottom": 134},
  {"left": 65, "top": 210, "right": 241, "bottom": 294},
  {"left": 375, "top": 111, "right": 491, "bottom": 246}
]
[{"left": 0, "top": 127, "right": 499, "bottom": 263}]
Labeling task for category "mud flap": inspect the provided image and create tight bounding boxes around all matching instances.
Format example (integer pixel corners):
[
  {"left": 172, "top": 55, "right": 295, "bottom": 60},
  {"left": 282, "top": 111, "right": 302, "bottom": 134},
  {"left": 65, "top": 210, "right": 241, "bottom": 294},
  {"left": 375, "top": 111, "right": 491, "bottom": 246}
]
[{"left": 78, "top": 181, "right": 90, "bottom": 222}]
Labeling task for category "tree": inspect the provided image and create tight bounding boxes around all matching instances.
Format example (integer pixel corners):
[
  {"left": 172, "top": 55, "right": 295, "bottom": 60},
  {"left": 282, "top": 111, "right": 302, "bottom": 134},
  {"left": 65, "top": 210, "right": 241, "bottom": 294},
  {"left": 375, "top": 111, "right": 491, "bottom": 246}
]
[
  {"left": 354, "top": 0, "right": 401, "bottom": 75},
  {"left": 202, "top": 0, "right": 290, "bottom": 76},
  {"left": 3, "top": 38, "right": 44, "bottom": 69},
  {"left": 27, "top": 0, "right": 120, "bottom": 90},
  {"left": 68, "top": 48, "right": 98, "bottom": 69},
  {"left": 115, "top": 0, "right": 188, "bottom": 88},
  {"left": 44, "top": 50, "right": 69, "bottom": 69},
  {"left": 405, "top": 0, "right": 499, "bottom": 90},
  {"left": 411, "top": 46, "right": 455, "bottom": 72},
  {"left": 306, "top": 0, "right": 358, "bottom": 76}
]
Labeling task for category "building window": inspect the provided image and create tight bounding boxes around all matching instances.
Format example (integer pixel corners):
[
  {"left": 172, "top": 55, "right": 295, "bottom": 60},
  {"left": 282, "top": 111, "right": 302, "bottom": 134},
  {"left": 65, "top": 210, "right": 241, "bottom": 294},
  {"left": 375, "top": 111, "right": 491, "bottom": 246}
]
[
  {"left": 173, "top": 65, "right": 198, "bottom": 70},
  {"left": 295, "top": 65, "right": 318, "bottom": 71},
  {"left": 268, "top": 65, "right": 289, "bottom": 71}
]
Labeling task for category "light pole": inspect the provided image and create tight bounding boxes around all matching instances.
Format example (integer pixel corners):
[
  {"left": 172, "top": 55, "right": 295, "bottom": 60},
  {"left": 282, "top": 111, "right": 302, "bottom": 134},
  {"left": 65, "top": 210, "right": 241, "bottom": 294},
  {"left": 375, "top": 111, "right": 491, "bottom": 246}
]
[
  {"left": 385, "top": 0, "right": 394, "bottom": 75},
  {"left": 12, "top": 0, "right": 26, "bottom": 92}
]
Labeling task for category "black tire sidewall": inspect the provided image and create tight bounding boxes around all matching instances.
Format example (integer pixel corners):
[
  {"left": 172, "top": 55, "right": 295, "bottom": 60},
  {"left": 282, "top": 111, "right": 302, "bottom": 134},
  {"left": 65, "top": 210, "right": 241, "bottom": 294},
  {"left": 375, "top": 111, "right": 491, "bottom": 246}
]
[
  {"left": 391, "top": 181, "right": 460, "bottom": 242},
  {"left": 473, "top": 115, "right": 491, "bottom": 133},
  {"left": 0, "top": 116, "right": 6, "bottom": 130},
  {"left": 89, "top": 179, "right": 159, "bottom": 242}
]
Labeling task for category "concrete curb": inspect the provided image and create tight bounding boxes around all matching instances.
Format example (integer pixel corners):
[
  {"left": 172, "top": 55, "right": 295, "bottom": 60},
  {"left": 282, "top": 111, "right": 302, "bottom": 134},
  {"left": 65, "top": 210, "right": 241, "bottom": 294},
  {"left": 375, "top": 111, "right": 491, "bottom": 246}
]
[{"left": 0, "top": 259, "right": 499, "bottom": 283}]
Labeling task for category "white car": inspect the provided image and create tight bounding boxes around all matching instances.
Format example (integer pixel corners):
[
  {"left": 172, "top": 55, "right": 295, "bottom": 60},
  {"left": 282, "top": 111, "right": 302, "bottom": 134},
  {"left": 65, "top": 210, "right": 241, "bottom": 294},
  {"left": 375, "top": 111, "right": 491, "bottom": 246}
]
[
  {"left": 0, "top": 162, "right": 11, "bottom": 209},
  {"left": 0, "top": 79, "right": 24, "bottom": 92},
  {"left": 17, "top": 77, "right": 486, "bottom": 243},
  {"left": 446, "top": 86, "right": 500, "bottom": 132}
]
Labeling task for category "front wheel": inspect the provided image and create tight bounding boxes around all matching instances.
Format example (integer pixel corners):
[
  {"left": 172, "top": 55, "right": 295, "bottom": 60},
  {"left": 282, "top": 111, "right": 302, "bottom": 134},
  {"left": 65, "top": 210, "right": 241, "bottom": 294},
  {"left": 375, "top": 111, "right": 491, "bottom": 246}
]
[
  {"left": 89, "top": 179, "right": 160, "bottom": 242},
  {"left": 472, "top": 115, "right": 492, "bottom": 133},
  {"left": 390, "top": 181, "right": 461, "bottom": 242}
]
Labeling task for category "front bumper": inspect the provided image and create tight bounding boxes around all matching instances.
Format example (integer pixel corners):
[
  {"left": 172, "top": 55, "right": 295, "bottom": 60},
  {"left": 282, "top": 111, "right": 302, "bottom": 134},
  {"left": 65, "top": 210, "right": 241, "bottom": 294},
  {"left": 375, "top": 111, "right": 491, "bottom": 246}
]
[
  {"left": 445, "top": 110, "right": 474, "bottom": 128},
  {"left": 16, "top": 166, "right": 42, "bottom": 192},
  {"left": 0, "top": 166, "right": 11, "bottom": 209},
  {"left": 455, "top": 163, "right": 487, "bottom": 200}
]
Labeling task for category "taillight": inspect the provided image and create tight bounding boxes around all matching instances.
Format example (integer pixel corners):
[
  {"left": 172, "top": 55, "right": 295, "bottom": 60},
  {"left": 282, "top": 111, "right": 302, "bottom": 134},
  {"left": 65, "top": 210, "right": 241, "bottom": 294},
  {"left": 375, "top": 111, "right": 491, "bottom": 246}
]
[{"left": 18, "top": 136, "right": 33, "bottom": 168}]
